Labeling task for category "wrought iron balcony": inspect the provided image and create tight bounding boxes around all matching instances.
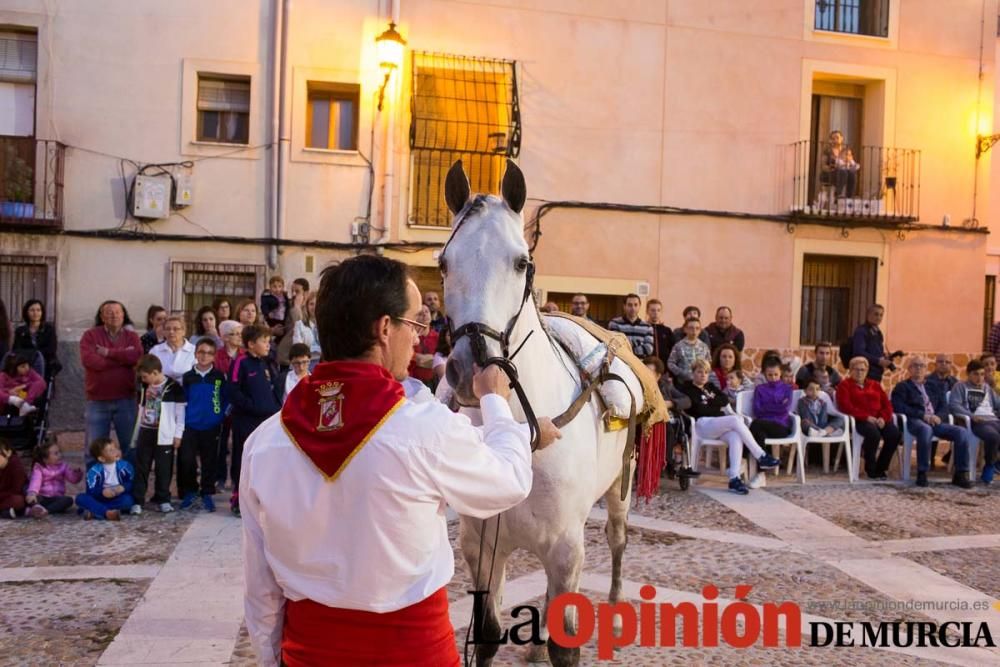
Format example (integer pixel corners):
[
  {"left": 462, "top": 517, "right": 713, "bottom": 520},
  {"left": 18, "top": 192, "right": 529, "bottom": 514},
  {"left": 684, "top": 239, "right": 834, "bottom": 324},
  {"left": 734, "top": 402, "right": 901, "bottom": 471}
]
[
  {"left": 0, "top": 136, "right": 65, "bottom": 229},
  {"left": 815, "top": 0, "right": 889, "bottom": 38},
  {"left": 788, "top": 140, "right": 920, "bottom": 223}
]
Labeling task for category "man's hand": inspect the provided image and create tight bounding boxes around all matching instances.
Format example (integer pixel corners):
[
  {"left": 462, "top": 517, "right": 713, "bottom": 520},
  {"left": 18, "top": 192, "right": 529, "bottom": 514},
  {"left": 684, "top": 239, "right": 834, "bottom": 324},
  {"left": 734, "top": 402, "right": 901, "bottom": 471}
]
[
  {"left": 867, "top": 416, "right": 879, "bottom": 425},
  {"left": 928, "top": 415, "right": 942, "bottom": 426},
  {"left": 536, "top": 417, "right": 562, "bottom": 449},
  {"left": 102, "top": 487, "right": 116, "bottom": 499},
  {"left": 97, "top": 345, "right": 109, "bottom": 357},
  {"left": 173, "top": 438, "right": 182, "bottom": 450},
  {"left": 875, "top": 417, "right": 886, "bottom": 428},
  {"left": 473, "top": 365, "right": 511, "bottom": 401}
]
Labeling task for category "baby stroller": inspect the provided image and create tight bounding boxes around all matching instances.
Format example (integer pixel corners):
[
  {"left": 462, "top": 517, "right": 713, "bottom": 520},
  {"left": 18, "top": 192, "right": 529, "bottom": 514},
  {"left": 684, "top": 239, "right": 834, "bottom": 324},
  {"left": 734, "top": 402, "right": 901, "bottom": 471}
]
[{"left": 0, "top": 349, "right": 54, "bottom": 451}]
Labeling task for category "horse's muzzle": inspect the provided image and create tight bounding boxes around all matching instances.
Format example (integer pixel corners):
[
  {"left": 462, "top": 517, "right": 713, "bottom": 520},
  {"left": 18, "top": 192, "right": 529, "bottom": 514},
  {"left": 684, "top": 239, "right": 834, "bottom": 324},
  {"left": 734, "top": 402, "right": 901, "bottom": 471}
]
[{"left": 446, "top": 347, "right": 476, "bottom": 405}]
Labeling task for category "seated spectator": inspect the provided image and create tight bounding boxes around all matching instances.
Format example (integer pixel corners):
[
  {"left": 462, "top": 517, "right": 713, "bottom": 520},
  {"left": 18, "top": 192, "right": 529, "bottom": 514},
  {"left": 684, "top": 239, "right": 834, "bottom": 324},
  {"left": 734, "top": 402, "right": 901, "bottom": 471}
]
[
  {"left": 926, "top": 354, "right": 957, "bottom": 394},
  {"left": 608, "top": 294, "right": 654, "bottom": 358},
  {"left": 753, "top": 349, "right": 784, "bottom": 385},
  {"left": 814, "top": 368, "right": 837, "bottom": 401},
  {"left": 407, "top": 306, "right": 439, "bottom": 386},
  {"left": 191, "top": 306, "right": 223, "bottom": 348},
  {"left": 0, "top": 353, "right": 46, "bottom": 417},
  {"left": 150, "top": 316, "right": 196, "bottom": 385},
  {"left": 0, "top": 439, "right": 28, "bottom": 519},
  {"left": 75, "top": 438, "right": 134, "bottom": 521},
  {"left": 278, "top": 343, "right": 312, "bottom": 403},
  {"left": 709, "top": 343, "right": 753, "bottom": 392},
  {"left": 949, "top": 359, "right": 1000, "bottom": 485},
  {"left": 668, "top": 318, "right": 711, "bottom": 383},
  {"left": 645, "top": 299, "right": 674, "bottom": 370},
  {"left": 837, "top": 356, "right": 900, "bottom": 480},
  {"left": 982, "top": 353, "right": 1000, "bottom": 390},
  {"left": 643, "top": 356, "right": 690, "bottom": 412},
  {"left": 705, "top": 306, "right": 745, "bottom": 352},
  {"left": 892, "top": 357, "right": 972, "bottom": 488},
  {"left": 797, "top": 379, "right": 844, "bottom": 437},
  {"left": 140, "top": 305, "right": 167, "bottom": 354},
  {"left": 261, "top": 275, "right": 290, "bottom": 340},
  {"left": 25, "top": 442, "right": 82, "bottom": 517},
  {"left": 673, "top": 305, "right": 710, "bottom": 345},
  {"left": 749, "top": 357, "right": 794, "bottom": 448},
  {"left": 795, "top": 342, "right": 843, "bottom": 390},
  {"left": 13, "top": 299, "right": 60, "bottom": 378},
  {"left": 723, "top": 370, "right": 747, "bottom": 409},
  {"left": 780, "top": 364, "right": 795, "bottom": 387},
  {"left": 680, "top": 359, "right": 780, "bottom": 495}
]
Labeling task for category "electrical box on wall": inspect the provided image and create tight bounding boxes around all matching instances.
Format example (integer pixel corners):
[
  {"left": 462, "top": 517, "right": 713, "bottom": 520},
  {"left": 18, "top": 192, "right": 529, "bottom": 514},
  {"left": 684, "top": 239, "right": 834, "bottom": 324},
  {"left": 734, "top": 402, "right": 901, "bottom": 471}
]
[
  {"left": 636, "top": 282, "right": 650, "bottom": 297},
  {"left": 174, "top": 173, "right": 194, "bottom": 207},
  {"left": 132, "top": 174, "right": 171, "bottom": 219}
]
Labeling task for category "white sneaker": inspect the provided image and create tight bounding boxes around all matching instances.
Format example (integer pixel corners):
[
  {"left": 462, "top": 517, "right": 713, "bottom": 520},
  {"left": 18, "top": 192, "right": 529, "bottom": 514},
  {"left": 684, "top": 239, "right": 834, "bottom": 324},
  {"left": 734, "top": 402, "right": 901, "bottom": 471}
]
[
  {"left": 130, "top": 504, "right": 142, "bottom": 515},
  {"left": 18, "top": 403, "right": 38, "bottom": 417},
  {"left": 749, "top": 471, "right": 767, "bottom": 489},
  {"left": 808, "top": 427, "right": 824, "bottom": 438},
  {"left": 158, "top": 503, "right": 174, "bottom": 513}
]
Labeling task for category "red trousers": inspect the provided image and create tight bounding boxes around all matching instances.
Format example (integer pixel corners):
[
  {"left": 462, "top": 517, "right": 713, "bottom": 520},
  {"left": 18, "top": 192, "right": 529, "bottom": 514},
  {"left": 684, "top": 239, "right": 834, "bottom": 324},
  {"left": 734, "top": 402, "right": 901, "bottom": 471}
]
[{"left": 281, "top": 587, "right": 460, "bottom": 666}]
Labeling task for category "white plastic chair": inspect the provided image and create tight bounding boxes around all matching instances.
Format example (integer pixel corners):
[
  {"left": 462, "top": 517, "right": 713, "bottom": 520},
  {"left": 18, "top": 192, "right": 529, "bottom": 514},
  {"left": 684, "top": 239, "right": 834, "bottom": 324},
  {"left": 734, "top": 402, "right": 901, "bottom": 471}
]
[
  {"left": 736, "top": 388, "right": 804, "bottom": 483},
  {"left": 948, "top": 413, "right": 983, "bottom": 479},
  {"left": 789, "top": 389, "right": 854, "bottom": 483}
]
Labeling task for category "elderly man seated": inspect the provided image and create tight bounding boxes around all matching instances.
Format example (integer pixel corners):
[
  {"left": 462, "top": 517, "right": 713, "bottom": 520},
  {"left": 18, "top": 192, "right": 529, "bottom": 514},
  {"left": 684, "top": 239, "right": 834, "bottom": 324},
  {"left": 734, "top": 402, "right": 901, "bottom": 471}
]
[{"left": 891, "top": 357, "right": 972, "bottom": 488}]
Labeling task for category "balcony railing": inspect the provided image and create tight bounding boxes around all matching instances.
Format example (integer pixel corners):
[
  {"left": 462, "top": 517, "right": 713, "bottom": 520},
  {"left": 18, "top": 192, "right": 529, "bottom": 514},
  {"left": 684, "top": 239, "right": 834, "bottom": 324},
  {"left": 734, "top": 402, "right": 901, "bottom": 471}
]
[
  {"left": 788, "top": 140, "right": 920, "bottom": 222},
  {"left": 815, "top": 0, "right": 889, "bottom": 38},
  {"left": 0, "top": 136, "right": 65, "bottom": 228}
]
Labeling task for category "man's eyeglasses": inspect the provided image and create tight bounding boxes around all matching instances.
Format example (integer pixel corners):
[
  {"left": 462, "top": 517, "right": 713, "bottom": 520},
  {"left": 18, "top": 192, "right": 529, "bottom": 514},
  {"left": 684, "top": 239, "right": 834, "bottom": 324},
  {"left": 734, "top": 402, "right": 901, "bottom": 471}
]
[{"left": 394, "top": 317, "right": 429, "bottom": 336}]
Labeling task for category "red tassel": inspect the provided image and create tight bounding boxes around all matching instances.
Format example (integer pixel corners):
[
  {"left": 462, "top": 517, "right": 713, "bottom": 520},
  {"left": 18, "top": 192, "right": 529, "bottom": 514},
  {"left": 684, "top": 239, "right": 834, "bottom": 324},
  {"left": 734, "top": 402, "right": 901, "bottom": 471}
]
[{"left": 635, "top": 421, "right": 666, "bottom": 503}]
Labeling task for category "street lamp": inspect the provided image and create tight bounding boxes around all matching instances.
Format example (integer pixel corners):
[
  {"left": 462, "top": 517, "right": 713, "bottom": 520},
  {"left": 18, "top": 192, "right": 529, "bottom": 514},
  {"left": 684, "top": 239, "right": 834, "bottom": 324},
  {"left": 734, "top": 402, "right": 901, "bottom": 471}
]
[
  {"left": 977, "top": 133, "right": 1000, "bottom": 159},
  {"left": 376, "top": 21, "right": 406, "bottom": 111}
]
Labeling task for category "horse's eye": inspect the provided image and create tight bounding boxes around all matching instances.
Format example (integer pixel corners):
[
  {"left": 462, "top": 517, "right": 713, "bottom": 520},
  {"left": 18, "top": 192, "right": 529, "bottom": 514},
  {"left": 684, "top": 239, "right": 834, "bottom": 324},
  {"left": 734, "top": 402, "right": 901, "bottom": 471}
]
[{"left": 515, "top": 257, "right": 528, "bottom": 272}]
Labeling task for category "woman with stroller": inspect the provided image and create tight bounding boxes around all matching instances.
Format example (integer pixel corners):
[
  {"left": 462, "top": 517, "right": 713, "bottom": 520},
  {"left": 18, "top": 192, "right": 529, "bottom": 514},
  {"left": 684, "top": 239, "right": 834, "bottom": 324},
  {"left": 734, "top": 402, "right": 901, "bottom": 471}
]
[{"left": 13, "top": 299, "right": 60, "bottom": 380}]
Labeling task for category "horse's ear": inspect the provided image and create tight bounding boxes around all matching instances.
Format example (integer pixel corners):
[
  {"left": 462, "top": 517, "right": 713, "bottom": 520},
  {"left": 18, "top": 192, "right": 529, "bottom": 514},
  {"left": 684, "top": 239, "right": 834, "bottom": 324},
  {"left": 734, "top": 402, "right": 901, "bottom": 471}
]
[
  {"left": 445, "top": 160, "right": 471, "bottom": 214},
  {"left": 501, "top": 159, "right": 526, "bottom": 214}
]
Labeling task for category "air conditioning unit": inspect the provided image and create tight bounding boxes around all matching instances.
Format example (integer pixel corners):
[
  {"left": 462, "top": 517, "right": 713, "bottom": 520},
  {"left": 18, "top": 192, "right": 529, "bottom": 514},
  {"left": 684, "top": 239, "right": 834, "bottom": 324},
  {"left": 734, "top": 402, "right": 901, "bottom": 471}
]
[
  {"left": 636, "top": 281, "right": 651, "bottom": 297},
  {"left": 132, "top": 174, "right": 171, "bottom": 219}
]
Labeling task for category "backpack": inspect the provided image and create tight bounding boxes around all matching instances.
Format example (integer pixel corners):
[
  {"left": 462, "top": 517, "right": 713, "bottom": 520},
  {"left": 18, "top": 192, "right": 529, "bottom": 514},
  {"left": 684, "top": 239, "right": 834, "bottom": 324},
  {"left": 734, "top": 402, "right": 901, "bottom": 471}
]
[{"left": 838, "top": 338, "right": 854, "bottom": 369}]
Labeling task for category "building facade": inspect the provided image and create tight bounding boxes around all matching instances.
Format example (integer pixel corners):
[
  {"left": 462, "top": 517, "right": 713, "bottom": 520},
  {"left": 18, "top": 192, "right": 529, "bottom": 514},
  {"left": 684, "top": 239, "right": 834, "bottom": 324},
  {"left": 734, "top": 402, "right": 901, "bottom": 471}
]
[{"left": 1, "top": 0, "right": 998, "bottom": 387}]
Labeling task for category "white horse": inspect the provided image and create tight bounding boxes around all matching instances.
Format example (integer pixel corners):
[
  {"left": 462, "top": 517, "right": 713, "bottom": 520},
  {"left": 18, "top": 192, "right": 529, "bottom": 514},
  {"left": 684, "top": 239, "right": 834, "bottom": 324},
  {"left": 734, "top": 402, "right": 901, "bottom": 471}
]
[{"left": 439, "top": 159, "right": 642, "bottom": 666}]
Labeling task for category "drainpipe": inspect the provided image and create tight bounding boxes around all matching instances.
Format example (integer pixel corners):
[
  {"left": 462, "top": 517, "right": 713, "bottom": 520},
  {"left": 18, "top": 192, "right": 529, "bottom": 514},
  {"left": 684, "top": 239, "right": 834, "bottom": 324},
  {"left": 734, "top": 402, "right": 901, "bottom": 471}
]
[
  {"left": 267, "top": 0, "right": 285, "bottom": 269},
  {"left": 379, "top": 0, "right": 400, "bottom": 243},
  {"left": 275, "top": 0, "right": 291, "bottom": 266}
]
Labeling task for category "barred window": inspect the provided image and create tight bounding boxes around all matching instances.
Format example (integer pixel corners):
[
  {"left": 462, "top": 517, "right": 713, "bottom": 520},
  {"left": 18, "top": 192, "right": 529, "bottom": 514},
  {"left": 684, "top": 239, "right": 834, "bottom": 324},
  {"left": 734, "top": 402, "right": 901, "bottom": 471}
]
[
  {"left": 0, "top": 255, "right": 56, "bottom": 326},
  {"left": 800, "top": 254, "right": 877, "bottom": 346},
  {"left": 409, "top": 52, "right": 520, "bottom": 227},
  {"left": 814, "top": 0, "right": 889, "bottom": 38},
  {"left": 169, "top": 261, "right": 266, "bottom": 331}
]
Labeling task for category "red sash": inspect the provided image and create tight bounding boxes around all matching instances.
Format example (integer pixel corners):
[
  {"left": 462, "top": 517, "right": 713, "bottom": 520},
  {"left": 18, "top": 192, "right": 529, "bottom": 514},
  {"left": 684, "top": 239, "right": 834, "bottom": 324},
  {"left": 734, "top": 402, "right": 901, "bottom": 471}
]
[
  {"left": 280, "top": 361, "right": 405, "bottom": 480},
  {"left": 281, "top": 588, "right": 460, "bottom": 667}
]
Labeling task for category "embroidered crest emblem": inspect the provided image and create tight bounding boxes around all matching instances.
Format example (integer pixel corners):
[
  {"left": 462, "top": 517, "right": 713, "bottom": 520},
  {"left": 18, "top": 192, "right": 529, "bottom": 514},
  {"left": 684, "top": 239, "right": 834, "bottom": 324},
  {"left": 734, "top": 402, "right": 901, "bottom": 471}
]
[{"left": 317, "top": 381, "right": 345, "bottom": 431}]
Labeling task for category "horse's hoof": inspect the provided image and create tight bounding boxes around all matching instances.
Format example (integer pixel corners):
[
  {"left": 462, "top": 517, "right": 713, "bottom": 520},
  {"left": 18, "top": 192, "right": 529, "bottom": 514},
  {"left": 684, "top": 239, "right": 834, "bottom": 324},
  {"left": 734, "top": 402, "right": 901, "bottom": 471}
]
[
  {"left": 524, "top": 642, "right": 549, "bottom": 663},
  {"left": 547, "top": 639, "right": 580, "bottom": 667}
]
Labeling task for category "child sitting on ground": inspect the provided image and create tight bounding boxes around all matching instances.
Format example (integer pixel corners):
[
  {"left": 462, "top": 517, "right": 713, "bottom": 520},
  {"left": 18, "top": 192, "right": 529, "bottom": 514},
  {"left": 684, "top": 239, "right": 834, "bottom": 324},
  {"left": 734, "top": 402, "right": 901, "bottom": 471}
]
[
  {"left": 0, "top": 354, "right": 46, "bottom": 417},
  {"left": 132, "top": 355, "right": 186, "bottom": 514},
  {"left": 0, "top": 439, "right": 28, "bottom": 518},
  {"left": 798, "top": 379, "right": 845, "bottom": 438},
  {"left": 75, "top": 438, "right": 134, "bottom": 521},
  {"left": 25, "top": 441, "right": 83, "bottom": 517}
]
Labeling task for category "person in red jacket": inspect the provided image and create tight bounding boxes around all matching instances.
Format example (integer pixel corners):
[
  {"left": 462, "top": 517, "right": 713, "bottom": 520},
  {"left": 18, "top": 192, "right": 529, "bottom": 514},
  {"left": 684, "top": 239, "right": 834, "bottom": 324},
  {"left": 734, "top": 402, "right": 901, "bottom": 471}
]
[
  {"left": 80, "top": 300, "right": 142, "bottom": 464},
  {"left": 837, "top": 356, "right": 900, "bottom": 480}
]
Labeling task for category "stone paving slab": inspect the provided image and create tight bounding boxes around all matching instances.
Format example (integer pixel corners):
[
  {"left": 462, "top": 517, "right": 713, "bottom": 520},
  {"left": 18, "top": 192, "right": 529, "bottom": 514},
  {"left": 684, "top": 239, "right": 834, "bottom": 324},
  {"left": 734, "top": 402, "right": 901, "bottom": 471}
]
[
  {"left": 627, "top": 482, "right": 777, "bottom": 538},
  {"left": 906, "top": 547, "right": 1000, "bottom": 601}
]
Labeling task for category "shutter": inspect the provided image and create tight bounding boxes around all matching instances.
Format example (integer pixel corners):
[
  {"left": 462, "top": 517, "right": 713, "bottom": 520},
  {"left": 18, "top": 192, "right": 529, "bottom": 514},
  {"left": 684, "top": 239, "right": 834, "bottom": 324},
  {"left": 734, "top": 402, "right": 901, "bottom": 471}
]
[
  {"left": 0, "top": 32, "right": 37, "bottom": 84},
  {"left": 197, "top": 76, "right": 251, "bottom": 113}
]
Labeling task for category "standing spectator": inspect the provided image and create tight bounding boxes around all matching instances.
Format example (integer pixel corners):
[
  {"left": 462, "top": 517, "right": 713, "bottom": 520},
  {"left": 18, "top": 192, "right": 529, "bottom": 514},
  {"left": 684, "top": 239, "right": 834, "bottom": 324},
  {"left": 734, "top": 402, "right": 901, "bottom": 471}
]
[
  {"left": 228, "top": 324, "right": 281, "bottom": 516},
  {"left": 540, "top": 301, "right": 560, "bottom": 313},
  {"left": 668, "top": 318, "right": 711, "bottom": 383},
  {"left": 796, "top": 342, "right": 843, "bottom": 390},
  {"left": 150, "top": 316, "right": 196, "bottom": 385},
  {"left": 892, "top": 357, "right": 972, "bottom": 488},
  {"left": 407, "top": 306, "right": 439, "bottom": 386},
  {"left": 261, "top": 275, "right": 290, "bottom": 340},
  {"left": 140, "top": 305, "right": 167, "bottom": 354},
  {"left": 570, "top": 293, "right": 593, "bottom": 321},
  {"left": 705, "top": 306, "right": 745, "bottom": 352},
  {"left": 645, "top": 298, "right": 674, "bottom": 371},
  {"left": 236, "top": 299, "right": 261, "bottom": 327},
  {"left": 132, "top": 355, "right": 186, "bottom": 514},
  {"left": 276, "top": 279, "right": 310, "bottom": 367},
  {"left": 74, "top": 438, "right": 133, "bottom": 521},
  {"left": 292, "top": 293, "right": 320, "bottom": 371},
  {"left": 982, "top": 353, "right": 1000, "bottom": 390},
  {"left": 80, "top": 300, "right": 142, "bottom": 463},
  {"left": 749, "top": 357, "right": 794, "bottom": 449},
  {"left": 179, "top": 338, "right": 228, "bottom": 512},
  {"left": 214, "top": 320, "right": 244, "bottom": 490},
  {"left": 191, "top": 306, "right": 223, "bottom": 348},
  {"left": 950, "top": 359, "right": 1000, "bottom": 485},
  {"left": 0, "top": 298, "right": 11, "bottom": 361},
  {"left": 0, "top": 353, "right": 46, "bottom": 416},
  {"left": 277, "top": 343, "right": 312, "bottom": 403},
  {"left": 424, "top": 291, "right": 448, "bottom": 333},
  {"left": 986, "top": 320, "right": 1000, "bottom": 358},
  {"left": 837, "top": 356, "right": 900, "bottom": 480},
  {"left": 672, "top": 306, "right": 710, "bottom": 345},
  {"left": 212, "top": 297, "right": 233, "bottom": 323},
  {"left": 608, "top": 294, "right": 654, "bottom": 358},
  {"left": 0, "top": 440, "right": 28, "bottom": 518},
  {"left": 709, "top": 343, "right": 752, "bottom": 391},
  {"left": 13, "top": 299, "right": 60, "bottom": 378},
  {"left": 851, "top": 304, "right": 896, "bottom": 382},
  {"left": 25, "top": 442, "right": 83, "bottom": 517},
  {"left": 927, "top": 354, "right": 958, "bottom": 394}
]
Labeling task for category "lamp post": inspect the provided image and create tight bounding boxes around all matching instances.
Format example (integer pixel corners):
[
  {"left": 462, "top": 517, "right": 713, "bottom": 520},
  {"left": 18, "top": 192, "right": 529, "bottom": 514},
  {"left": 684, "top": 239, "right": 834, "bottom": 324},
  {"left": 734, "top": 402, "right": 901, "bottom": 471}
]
[{"left": 376, "top": 21, "right": 406, "bottom": 111}]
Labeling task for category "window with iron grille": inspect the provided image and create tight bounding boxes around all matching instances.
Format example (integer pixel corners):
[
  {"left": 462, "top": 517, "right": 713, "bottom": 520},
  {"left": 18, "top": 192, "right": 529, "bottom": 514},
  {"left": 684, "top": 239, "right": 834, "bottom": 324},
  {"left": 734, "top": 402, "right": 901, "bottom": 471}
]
[
  {"left": 409, "top": 52, "right": 520, "bottom": 227},
  {"left": 800, "top": 254, "right": 877, "bottom": 346},
  {"left": 0, "top": 255, "right": 56, "bottom": 326},
  {"left": 197, "top": 74, "right": 251, "bottom": 145},
  {"left": 169, "top": 261, "right": 266, "bottom": 331},
  {"left": 815, "top": 0, "right": 889, "bottom": 38}
]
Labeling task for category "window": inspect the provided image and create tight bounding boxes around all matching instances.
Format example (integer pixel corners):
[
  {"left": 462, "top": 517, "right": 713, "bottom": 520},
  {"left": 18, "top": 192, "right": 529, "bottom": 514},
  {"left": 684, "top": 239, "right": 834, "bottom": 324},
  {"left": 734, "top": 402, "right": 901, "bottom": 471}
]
[
  {"left": 0, "top": 255, "right": 56, "bottom": 325},
  {"left": 800, "top": 254, "right": 877, "bottom": 345},
  {"left": 815, "top": 0, "right": 889, "bottom": 38},
  {"left": 409, "top": 52, "right": 521, "bottom": 227},
  {"left": 170, "top": 261, "right": 266, "bottom": 331},
  {"left": 306, "top": 82, "right": 359, "bottom": 151},
  {"left": 197, "top": 74, "right": 250, "bottom": 144},
  {"left": 0, "top": 31, "right": 37, "bottom": 137}
]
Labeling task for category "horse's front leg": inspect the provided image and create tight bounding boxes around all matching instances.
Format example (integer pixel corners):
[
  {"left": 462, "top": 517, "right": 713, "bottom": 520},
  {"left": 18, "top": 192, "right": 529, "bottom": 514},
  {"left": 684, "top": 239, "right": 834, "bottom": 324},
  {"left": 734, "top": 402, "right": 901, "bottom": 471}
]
[
  {"left": 460, "top": 515, "right": 510, "bottom": 667},
  {"left": 603, "top": 458, "right": 633, "bottom": 635},
  {"left": 542, "top": 527, "right": 586, "bottom": 667}
]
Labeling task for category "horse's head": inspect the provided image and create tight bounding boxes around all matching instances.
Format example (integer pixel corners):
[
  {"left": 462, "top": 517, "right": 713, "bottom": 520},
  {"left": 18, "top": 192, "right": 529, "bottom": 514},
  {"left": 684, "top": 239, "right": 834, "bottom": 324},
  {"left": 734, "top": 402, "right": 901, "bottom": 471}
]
[{"left": 440, "top": 159, "right": 532, "bottom": 405}]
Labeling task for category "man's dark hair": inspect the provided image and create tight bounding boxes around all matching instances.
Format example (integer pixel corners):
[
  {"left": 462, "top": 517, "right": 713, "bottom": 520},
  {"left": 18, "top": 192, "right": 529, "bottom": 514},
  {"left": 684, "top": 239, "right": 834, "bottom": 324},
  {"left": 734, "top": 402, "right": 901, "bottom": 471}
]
[
  {"left": 571, "top": 293, "right": 588, "bottom": 302},
  {"left": 716, "top": 306, "right": 732, "bottom": 316},
  {"left": 682, "top": 305, "right": 700, "bottom": 318},
  {"left": 242, "top": 323, "right": 272, "bottom": 347},
  {"left": 89, "top": 437, "right": 114, "bottom": 461},
  {"left": 815, "top": 341, "right": 833, "bottom": 351},
  {"left": 289, "top": 343, "right": 311, "bottom": 359},
  {"left": 94, "top": 300, "right": 134, "bottom": 328},
  {"left": 316, "top": 255, "right": 410, "bottom": 360},
  {"left": 968, "top": 359, "right": 986, "bottom": 373},
  {"left": 292, "top": 278, "right": 310, "bottom": 292},
  {"left": 623, "top": 293, "right": 641, "bottom": 304}
]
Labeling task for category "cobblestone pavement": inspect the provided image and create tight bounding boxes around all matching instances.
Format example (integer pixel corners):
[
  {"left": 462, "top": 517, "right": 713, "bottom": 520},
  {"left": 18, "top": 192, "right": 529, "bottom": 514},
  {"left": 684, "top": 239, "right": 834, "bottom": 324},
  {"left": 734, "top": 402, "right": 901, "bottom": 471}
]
[{"left": 3, "top": 433, "right": 1000, "bottom": 666}]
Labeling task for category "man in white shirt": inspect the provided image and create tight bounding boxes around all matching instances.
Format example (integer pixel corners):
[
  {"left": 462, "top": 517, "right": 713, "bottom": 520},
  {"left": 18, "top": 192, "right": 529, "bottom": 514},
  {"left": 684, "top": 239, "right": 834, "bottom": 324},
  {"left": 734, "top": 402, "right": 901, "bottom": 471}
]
[{"left": 242, "top": 255, "right": 559, "bottom": 667}]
